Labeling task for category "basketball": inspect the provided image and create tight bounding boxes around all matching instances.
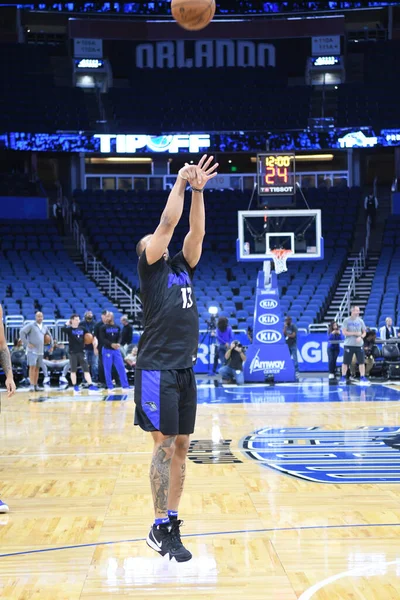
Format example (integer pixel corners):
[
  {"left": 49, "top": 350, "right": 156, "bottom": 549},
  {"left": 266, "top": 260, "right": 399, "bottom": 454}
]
[
  {"left": 44, "top": 334, "right": 51, "bottom": 345},
  {"left": 171, "top": 0, "right": 215, "bottom": 31},
  {"left": 84, "top": 332, "right": 93, "bottom": 345}
]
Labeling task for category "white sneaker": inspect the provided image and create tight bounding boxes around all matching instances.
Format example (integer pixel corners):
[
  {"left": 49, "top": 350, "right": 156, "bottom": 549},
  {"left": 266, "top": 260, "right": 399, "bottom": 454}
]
[
  {"left": 0, "top": 499, "right": 9, "bottom": 513},
  {"left": 43, "top": 377, "right": 50, "bottom": 386},
  {"left": 59, "top": 376, "right": 68, "bottom": 384},
  {"left": 328, "top": 374, "right": 335, "bottom": 380}
]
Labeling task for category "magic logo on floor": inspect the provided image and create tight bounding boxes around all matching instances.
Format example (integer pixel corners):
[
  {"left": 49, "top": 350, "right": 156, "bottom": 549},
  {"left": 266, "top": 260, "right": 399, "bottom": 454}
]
[{"left": 241, "top": 426, "right": 400, "bottom": 483}]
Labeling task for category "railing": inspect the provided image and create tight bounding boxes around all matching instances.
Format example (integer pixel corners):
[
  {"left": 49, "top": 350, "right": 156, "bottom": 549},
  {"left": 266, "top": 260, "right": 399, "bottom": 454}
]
[
  {"left": 86, "top": 254, "right": 113, "bottom": 295},
  {"left": 5, "top": 317, "right": 67, "bottom": 345},
  {"left": 67, "top": 203, "right": 142, "bottom": 318},
  {"left": 85, "top": 170, "right": 349, "bottom": 194},
  {"left": 334, "top": 246, "right": 366, "bottom": 325}
]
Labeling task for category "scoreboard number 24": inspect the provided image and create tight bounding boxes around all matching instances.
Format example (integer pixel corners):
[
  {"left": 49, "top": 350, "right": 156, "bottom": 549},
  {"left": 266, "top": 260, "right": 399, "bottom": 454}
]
[{"left": 258, "top": 153, "right": 295, "bottom": 195}]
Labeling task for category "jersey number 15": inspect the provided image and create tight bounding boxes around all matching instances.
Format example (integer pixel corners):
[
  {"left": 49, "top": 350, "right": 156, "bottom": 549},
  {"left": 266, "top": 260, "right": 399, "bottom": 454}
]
[{"left": 181, "top": 287, "right": 193, "bottom": 309}]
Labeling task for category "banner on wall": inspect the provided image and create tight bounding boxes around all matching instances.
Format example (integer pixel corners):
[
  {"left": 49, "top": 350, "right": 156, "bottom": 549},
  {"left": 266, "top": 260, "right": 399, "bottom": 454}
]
[
  {"left": 193, "top": 332, "right": 341, "bottom": 374},
  {"left": 6, "top": 128, "right": 400, "bottom": 154}
]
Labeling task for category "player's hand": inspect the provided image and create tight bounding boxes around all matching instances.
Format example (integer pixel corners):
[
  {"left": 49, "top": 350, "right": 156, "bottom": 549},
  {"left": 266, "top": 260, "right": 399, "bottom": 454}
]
[
  {"left": 5, "top": 376, "right": 16, "bottom": 398},
  {"left": 356, "top": 337, "right": 362, "bottom": 344},
  {"left": 111, "top": 343, "right": 120, "bottom": 350},
  {"left": 230, "top": 342, "right": 236, "bottom": 349},
  {"left": 179, "top": 155, "right": 218, "bottom": 189}
]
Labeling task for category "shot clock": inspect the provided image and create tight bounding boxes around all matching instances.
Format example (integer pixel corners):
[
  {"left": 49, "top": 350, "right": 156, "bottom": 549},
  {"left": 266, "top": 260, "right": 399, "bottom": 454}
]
[{"left": 257, "top": 153, "right": 295, "bottom": 195}]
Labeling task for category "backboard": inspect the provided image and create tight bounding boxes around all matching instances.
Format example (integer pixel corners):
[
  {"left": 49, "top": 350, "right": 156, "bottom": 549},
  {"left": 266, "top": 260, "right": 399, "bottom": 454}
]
[{"left": 237, "top": 209, "right": 323, "bottom": 262}]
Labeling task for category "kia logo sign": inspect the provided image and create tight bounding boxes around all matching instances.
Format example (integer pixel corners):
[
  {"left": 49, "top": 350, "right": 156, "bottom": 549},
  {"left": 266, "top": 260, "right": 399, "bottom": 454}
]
[
  {"left": 260, "top": 299, "right": 278, "bottom": 310},
  {"left": 256, "top": 330, "right": 282, "bottom": 344},
  {"left": 258, "top": 314, "right": 279, "bottom": 326}
]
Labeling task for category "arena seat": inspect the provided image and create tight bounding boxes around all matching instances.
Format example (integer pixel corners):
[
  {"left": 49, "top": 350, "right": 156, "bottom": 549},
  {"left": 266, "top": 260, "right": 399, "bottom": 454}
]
[
  {"left": 102, "top": 68, "right": 311, "bottom": 132},
  {"left": 0, "top": 220, "right": 122, "bottom": 321},
  {"left": 74, "top": 185, "right": 359, "bottom": 328},
  {"left": 0, "top": 44, "right": 89, "bottom": 133},
  {"left": 363, "top": 219, "right": 400, "bottom": 328}
]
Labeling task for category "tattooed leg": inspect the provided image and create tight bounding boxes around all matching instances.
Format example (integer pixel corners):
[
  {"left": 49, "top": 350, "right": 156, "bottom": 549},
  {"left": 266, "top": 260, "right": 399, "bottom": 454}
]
[
  {"left": 150, "top": 433, "right": 176, "bottom": 519},
  {"left": 168, "top": 435, "right": 190, "bottom": 512}
]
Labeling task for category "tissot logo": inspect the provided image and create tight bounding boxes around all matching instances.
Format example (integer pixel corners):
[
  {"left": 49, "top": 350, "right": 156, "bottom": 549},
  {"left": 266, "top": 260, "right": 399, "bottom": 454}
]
[
  {"left": 259, "top": 299, "right": 278, "bottom": 310},
  {"left": 241, "top": 426, "right": 400, "bottom": 483},
  {"left": 255, "top": 329, "right": 282, "bottom": 344},
  {"left": 258, "top": 314, "right": 279, "bottom": 326}
]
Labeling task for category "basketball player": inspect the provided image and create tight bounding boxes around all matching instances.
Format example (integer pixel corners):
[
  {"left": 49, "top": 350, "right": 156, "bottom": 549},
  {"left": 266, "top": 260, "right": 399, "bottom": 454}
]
[
  {"left": 0, "top": 304, "right": 16, "bottom": 512},
  {"left": 134, "top": 154, "right": 218, "bottom": 562}
]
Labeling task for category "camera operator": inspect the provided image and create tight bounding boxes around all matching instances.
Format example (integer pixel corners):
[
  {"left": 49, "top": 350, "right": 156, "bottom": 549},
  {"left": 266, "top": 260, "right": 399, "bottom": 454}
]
[{"left": 219, "top": 341, "right": 246, "bottom": 385}]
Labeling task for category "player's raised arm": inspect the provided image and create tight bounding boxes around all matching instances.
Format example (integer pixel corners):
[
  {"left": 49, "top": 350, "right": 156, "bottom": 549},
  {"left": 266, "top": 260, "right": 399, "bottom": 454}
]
[
  {"left": 183, "top": 154, "right": 218, "bottom": 268},
  {"left": 0, "top": 305, "right": 16, "bottom": 397},
  {"left": 143, "top": 163, "right": 199, "bottom": 265}
]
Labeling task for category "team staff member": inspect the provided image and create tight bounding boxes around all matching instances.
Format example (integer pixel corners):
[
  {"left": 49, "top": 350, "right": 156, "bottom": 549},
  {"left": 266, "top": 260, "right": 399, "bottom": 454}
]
[
  {"left": 62, "top": 315, "right": 97, "bottom": 392},
  {"left": 98, "top": 312, "right": 129, "bottom": 391},
  {"left": 135, "top": 154, "right": 218, "bottom": 563},
  {"left": 0, "top": 304, "right": 16, "bottom": 512},
  {"left": 80, "top": 311, "right": 98, "bottom": 381},
  {"left": 20, "top": 311, "right": 52, "bottom": 392},
  {"left": 93, "top": 310, "right": 109, "bottom": 387}
]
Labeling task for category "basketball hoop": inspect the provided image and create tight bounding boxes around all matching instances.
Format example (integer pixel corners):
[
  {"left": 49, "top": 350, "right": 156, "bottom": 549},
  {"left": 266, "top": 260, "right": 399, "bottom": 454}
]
[{"left": 270, "top": 249, "right": 292, "bottom": 274}]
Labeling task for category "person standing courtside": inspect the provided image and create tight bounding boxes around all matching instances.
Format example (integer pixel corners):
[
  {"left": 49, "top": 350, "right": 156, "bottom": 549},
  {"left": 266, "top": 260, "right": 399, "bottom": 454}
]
[
  {"left": 62, "top": 315, "right": 97, "bottom": 392},
  {"left": 339, "top": 305, "right": 369, "bottom": 385},
  {"left": 93, "top": 310, "right": 109, "bottom": 387},
  {"left": 120, "top": 315, "right": 133, "bottom": 355},
  {"left": 99, "top": 312, "right": 129, "bottom": 391},
  {"left": 0, "top": 304, "right": 16, "bottom": 512},
  {"left": 327, "top": 321, "right": 344, "bottom": 380},
  {"left": 80, "top": 311, "right": 98, "bottom": 382},
  {"left": 379, "top": 317, "right": 396, "bottom": 341},
  {"left": 283, "top": 315, "right": 299, "bottom": 377},
  {"left": 20, "top": 311, "right": 53, "bottom": 392},
  {"left": 134, "top": 154, "right": 218, "bottom": 562}
]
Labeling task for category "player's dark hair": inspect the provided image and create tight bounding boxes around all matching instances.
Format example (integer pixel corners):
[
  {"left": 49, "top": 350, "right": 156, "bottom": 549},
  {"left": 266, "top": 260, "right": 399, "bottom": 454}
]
[
  {"left": 70, "top": 313, "right": 79, "bottom": 320},
  {"left": 217, "top": 317, "right": 228, "bottom": 332},
  {"left": 101, "top": 309, "right": 108, "bottom": 316}
]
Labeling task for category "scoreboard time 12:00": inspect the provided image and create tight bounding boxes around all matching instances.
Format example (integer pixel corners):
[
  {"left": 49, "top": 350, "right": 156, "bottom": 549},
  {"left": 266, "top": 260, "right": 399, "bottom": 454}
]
[{"left": 258, "top": 153, "right": 295, "bottom": 195}]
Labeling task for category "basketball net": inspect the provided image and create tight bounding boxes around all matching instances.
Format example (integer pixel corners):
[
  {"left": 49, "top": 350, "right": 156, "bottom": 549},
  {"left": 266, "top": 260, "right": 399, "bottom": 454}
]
[{"left": 270, "top": 249, "right": 292, "bottom": 274}]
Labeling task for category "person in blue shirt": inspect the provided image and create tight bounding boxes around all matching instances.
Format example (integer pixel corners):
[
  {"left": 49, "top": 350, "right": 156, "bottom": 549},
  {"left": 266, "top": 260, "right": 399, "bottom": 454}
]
[
  {"left": 213, "top": 317, "right": 234, "bottom": 373},
  {"left": 327, "top": 321, "right": 344, "bottom": 380}
]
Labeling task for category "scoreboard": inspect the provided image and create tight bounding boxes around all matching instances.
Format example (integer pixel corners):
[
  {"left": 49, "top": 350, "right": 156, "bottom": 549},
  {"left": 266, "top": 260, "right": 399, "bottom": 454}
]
[{"left": 257, "top": 153, "right": 295, "bottom": 196}]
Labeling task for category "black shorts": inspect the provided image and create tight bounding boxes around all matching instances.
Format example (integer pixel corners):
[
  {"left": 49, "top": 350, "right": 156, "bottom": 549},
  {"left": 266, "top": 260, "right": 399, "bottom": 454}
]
[
  {"left": 134, "top": 368, "right": 197, "bottom": 436},
  {"left": 343, "top": 346, "right": 365, "bottom": 366},
  {"left": 69, "top": 352, "right": 89, "bottom": 373}
]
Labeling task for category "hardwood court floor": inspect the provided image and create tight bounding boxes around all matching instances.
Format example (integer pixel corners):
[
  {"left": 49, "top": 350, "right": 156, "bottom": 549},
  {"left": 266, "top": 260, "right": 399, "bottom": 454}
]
[{"left": 1, "top": 379, "right": 400, "bottom": 599}]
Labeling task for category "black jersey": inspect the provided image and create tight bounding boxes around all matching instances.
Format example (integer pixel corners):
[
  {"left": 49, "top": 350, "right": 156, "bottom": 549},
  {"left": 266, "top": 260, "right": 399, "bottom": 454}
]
[
  {"left": 136, "top": 250, "right": 199, "bottom": 370},
  {"left": 99, "top": 323, "right": 121, "bottom": 348},
  {"left": 61, "top": 326, "right": 85, "bottom": 354}
]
